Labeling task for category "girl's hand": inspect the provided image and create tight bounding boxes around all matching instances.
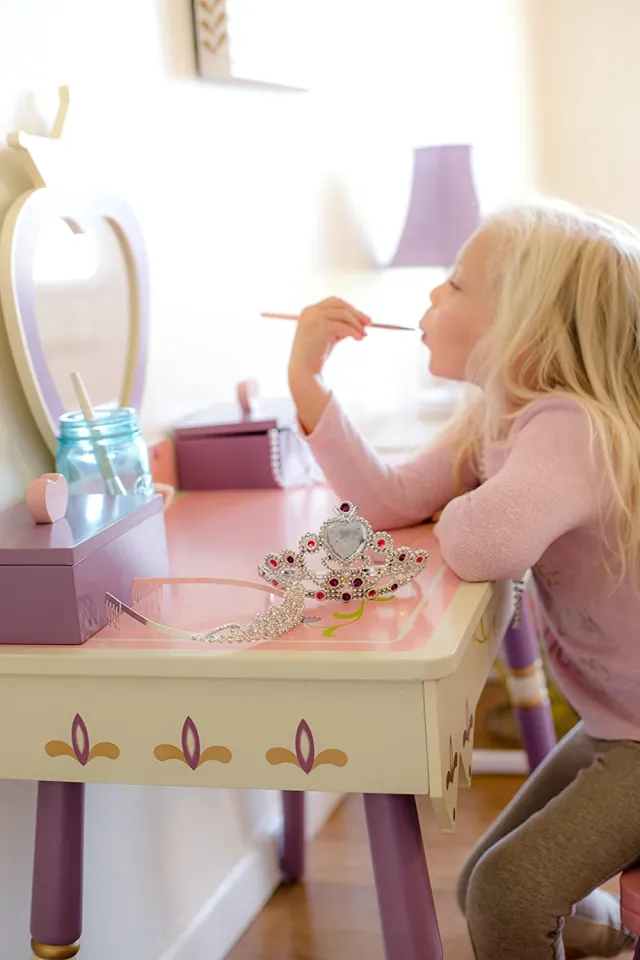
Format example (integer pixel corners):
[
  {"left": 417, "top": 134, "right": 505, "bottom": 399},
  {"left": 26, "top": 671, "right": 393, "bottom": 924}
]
[
  {"left": 288, "top": 297, "right": 371, "bottom": 380},
  {"left": 288, "top": 297, "right": 371, "bottom": 435}
]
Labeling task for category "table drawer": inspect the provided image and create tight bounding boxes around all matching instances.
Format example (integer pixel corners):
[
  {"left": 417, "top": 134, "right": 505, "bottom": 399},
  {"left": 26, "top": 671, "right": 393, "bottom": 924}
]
[{"left": 0, "top": 676, "right": 430, "bottom": 795}]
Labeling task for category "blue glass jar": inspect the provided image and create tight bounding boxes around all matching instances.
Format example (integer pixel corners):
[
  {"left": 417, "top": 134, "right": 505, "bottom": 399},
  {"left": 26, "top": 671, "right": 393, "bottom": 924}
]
[{"left": 56, "top": 407, "right": 154, "bottom": 498}]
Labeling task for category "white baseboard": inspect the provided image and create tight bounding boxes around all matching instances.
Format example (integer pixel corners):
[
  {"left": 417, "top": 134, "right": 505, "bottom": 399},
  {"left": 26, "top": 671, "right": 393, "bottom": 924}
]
[
  {"left": 160, "top": 792, "right": 342, "bottom": 960},
  {"left": 158, "top": 750, "right": 526, "bottom": 960}
]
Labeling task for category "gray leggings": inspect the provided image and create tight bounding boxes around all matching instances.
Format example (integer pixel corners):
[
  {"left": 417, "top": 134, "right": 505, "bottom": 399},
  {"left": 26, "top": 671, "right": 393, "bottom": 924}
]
[{"left": 458, "top": 723, "right": 640, "bottom": 959}]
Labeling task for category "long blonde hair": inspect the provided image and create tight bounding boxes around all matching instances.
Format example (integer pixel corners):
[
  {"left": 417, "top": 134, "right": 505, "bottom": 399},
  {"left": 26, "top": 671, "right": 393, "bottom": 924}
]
[{"left": 456, "top": 199, "right": 640, "bottom": 578}]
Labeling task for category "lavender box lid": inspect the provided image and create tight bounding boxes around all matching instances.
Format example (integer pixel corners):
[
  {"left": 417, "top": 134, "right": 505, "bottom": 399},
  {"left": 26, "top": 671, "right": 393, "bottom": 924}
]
[
  {"left": 175, "top": 397, "right": 296, "bottom": 439},
  {"left": 0, "top": 494, "right": 164, "bottom": 566}
]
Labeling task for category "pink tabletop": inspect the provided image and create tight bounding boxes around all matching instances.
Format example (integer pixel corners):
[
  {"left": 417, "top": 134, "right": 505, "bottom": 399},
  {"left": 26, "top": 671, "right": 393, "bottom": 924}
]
[{"left": 92, "top": 487, "right": 462, "bottom": 656}]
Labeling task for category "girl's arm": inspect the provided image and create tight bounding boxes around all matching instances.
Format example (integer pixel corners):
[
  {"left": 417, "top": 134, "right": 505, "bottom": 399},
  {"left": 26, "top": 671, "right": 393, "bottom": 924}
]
[
  {"left": 435, "top": 399, "right": 602, "bottom": 581},
  {"left": 303, "top": 394, "right": 479, "bottom": 531},
  {"left": 287, "top": 296, "right": 478, "bottom": 530}
]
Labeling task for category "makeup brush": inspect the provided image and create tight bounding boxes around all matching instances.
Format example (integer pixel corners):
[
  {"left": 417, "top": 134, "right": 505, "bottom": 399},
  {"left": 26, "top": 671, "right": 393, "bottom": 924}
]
[
  {"left": 70, "top": 370, "right": 127, "bottom": 495},
  {"left": 261, "top": 312, "right": 416, "bottom": 332}
]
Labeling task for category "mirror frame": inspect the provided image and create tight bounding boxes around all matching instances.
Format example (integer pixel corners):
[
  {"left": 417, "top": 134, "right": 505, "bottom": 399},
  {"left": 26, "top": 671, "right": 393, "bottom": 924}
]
[{"left": 0, "top": 185, "right": 149, "bottom": 454}]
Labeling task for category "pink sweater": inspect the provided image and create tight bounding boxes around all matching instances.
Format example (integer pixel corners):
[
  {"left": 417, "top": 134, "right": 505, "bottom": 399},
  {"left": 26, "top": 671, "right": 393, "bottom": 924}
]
[{"left": 306, "top": 395, "right": 640, "bottom": 742}]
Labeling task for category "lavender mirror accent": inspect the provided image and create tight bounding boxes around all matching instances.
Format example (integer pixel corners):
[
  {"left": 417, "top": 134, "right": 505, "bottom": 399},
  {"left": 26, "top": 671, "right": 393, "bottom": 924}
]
[{"left": 0, "top": 187, "right": 149, "bottom": 454}]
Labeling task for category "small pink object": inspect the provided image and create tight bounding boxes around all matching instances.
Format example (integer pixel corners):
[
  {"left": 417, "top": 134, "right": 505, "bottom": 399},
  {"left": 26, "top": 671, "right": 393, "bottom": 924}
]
[
  {"left": 26, "top": 473, "right": 69, "bottom": 524},
  {"left": 236, "top": 380, "right": 260, "bottom": 415}
]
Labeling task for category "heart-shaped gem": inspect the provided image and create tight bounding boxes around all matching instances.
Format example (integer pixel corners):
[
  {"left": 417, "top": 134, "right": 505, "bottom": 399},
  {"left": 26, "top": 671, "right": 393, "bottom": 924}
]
[{"left": 325, "top": 519, "right": 368, "bottom": 561}]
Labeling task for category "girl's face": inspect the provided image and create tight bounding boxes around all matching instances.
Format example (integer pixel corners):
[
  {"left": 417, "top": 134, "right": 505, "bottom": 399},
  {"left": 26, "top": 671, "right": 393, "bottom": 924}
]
[{"left": 420, "top": 231, "right": 497, "bottom": 382}]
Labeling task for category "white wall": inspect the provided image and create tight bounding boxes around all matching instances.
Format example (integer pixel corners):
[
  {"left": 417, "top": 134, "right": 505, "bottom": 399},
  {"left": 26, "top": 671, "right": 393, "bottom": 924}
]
[
  {"left": 0, "top": 1, "right": 533, "bottom": 957},
  {"left": 530, "top": 0, "right": 640, "bottom": 227}
]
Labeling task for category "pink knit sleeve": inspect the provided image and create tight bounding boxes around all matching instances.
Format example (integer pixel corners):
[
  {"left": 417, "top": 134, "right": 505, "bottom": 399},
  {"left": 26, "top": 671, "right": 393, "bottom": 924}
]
[
  {"left": 304, "top": 395, "right": 479, "bottom": 531},
  {"left": 435, "top": 399, "right": 602, "bottom": 582}
]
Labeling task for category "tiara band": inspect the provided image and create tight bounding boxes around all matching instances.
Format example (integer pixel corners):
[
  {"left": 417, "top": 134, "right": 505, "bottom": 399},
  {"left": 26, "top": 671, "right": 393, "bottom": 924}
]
[
  {"left": 104, "top": 500, "right": 428, "bottom": 645},
  {"left": 105, "top": 579, "right": 306, "bottom": 645},
  {"left": 258, "top": 500, "right": 427, "bottom": 602}
]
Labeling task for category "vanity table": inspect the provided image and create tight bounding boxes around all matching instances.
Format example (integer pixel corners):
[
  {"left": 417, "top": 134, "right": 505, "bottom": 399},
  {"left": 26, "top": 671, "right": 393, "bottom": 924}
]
[
  {"left": 0, "top": 483, "right": 554, "bottom": 960},
  {"left": 0, "top": 94, "right": 555, "bottom": 959}
]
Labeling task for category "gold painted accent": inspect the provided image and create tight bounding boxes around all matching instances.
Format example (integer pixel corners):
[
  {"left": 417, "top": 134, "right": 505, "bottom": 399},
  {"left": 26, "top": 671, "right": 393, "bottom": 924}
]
[
  {"left": 45, "top": 741, "right": 75, "bottom": 759},
  {"left": 513, "top": 693, "right": 551, "bottom": 709},
  {"left": 266, "top": 746, "right": 349, "bottom": 771},
  {"left": 265, "top": 747, "right": 298, "bottom": 767},
  {"left": 313, "top": 749, "right": 349, "bottom": 769},
  {"left": 154, "top": 743, "right": 232, "bottom": 767},
  {"left": 45, "top": 740, "right": 119, "bottom": 764},
  {"left": 88, "top": 742, "right": 120, "bottom": 761},
  {"left": 474, "top": 616, "right": 490, "bottom": 644},
  {"left": 199, "top": 745, "right": 232, "bottom": 764},
  {"left": 154, "top": 744, "right": 188, "bottom": 764},
  {"left": 31, "top": 939, "right": 79, "bottom": 959},
  {"left": 505, "top": 658, "right": 544, "bottom": 678}
]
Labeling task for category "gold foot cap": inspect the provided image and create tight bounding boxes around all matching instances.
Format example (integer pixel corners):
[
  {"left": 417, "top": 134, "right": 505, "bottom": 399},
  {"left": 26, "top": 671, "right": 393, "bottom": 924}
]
[{"left": 31, "top": 939, "right": 80, "bottom": 959}]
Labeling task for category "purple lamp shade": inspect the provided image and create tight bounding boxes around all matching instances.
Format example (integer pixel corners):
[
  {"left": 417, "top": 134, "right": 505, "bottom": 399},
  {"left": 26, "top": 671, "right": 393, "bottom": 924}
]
[{"left": 390, "top": 144, "right": 480, "bottom": 268}]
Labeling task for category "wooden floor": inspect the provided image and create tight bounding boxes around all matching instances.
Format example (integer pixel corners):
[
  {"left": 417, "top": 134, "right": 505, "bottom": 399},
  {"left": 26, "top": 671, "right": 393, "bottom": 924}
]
[{"left": 228, "top": 776, "right": 523, "bottom": 960}]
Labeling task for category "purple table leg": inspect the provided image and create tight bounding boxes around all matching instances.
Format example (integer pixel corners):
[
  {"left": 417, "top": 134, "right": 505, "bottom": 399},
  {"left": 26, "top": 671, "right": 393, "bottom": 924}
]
[
  {"left": 364, "top": 794, "right": 443, "bottom": 960},
  {"left": 503, "top": 603, "right": 556, "bottom": 771},
  {"left": 280, "top": 790, "right": 305, "bottom": 883},
  {"left": 31, "top": 781, "right": 84, "bottom": 960}
]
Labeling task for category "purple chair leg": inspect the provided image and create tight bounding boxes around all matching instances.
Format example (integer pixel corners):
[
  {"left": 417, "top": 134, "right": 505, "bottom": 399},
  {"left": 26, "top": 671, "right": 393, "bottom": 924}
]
[
  {"left": 31, "top": 781, "right": 84, "bottom": 960},
  {"left": 503, "top": 603, "right": 556, "bottom": 771},
  {"left": 364, "top": 794, "right": 443, "bottom": 960},
  {"left": 280, "top": 790, "right": 305, "bottom": 883}
]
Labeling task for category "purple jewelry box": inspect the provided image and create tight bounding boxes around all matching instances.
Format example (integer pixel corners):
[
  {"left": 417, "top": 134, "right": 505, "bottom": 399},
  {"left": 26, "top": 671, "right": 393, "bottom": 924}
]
[
  {"left": 0, "top": 493, "right": 169, "bottom": 645},
  {"left": 174, "top": 398, "right": 323, "bottom": 490}
]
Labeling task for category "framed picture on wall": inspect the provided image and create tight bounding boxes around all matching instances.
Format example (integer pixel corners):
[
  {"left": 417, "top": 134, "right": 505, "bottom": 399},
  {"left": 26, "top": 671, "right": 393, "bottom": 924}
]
[{"left": 191, "top": 0, "right": 311, "bottom": 90}]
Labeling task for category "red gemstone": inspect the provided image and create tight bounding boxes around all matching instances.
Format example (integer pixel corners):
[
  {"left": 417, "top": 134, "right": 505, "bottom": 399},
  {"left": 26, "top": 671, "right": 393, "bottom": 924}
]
[
  {"left": 416, "top": 556, "right": 424, "bottom": 563},
  {"left": 269, "top": 559, "right": 278, "bottom": 568},
  {"left": 286, "top": 555, "right": 295, "bottom": 563},
  {"left": 272, "top": 580, "right": 278, "bottom": 587},
  {"left": 316, "top": 591, "right": 326, "bottom": 600},
  {"left": 340, "top": 502, "right": 350, "bottom": 512},
  {"left": 341, "top": 592, "right": 351, "bottom": 602},
  {"left": 399, "top": 553, "right": 406, "bottom": 561},
  {"left": 377, "top": 538, "right": 386, "bottom": 547},
  {"left": 391, "top": 583, "right": 398, "bottom": 591},
  {"left": 353, "top": 578, "right": 363, "bottom": 587},
  {"left": 330, "top": 578, "right": 339, "bottom": 587},
  {"left": 307, "top": 540, "right": 316, "bottom": 548},
  {"left": 368, "top": 589, "right": 377, "bottom": 598}
]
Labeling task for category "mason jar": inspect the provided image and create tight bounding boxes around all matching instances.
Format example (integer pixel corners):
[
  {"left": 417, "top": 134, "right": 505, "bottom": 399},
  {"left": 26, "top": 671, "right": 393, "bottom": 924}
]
[{"left": 56, "top": 407, "right": 154, "bottom": 498}]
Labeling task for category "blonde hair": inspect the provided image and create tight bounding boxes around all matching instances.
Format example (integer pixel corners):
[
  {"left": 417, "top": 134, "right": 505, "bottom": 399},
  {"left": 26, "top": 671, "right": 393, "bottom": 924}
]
[{"left": 456, "top": 199, "right": 640, "bottom": 579}]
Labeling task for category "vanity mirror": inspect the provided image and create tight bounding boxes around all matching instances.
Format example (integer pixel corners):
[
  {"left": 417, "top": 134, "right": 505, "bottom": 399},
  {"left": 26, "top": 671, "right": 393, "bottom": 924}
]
[{"left": 0, "top": 87, "right": 149, "bottom": 455}]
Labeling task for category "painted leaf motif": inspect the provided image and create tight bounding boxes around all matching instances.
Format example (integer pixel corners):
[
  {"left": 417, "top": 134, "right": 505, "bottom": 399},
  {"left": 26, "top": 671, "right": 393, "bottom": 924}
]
[
  {"left": 295, "top": 719, "right": 316, "bottom": 774},
  {"left": 181, "top": 717, "right": 201, "bottom": 770},
  {"left": 71, "top": 714, "right": 90, "bottom": 766}
]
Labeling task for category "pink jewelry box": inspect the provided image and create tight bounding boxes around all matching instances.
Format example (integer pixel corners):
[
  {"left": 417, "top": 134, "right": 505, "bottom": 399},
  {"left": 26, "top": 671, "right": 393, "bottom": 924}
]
[
  {"left": 0, "top": 493, "right": 169, "bottom": 645},
  {"left": 174, "top": 398, "right": 323, "bottom": 490}
]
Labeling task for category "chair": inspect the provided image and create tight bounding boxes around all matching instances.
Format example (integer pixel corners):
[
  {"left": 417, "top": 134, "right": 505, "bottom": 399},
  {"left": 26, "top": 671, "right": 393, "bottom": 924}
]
[{"left": 620, "top": 870, "right": 640, "bottom": 958}]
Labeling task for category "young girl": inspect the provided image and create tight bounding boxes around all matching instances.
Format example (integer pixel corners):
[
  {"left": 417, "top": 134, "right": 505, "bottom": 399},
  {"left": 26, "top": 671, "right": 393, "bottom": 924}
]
[{"left": 288, "top": 200, "right": 640, "bottom": 960}]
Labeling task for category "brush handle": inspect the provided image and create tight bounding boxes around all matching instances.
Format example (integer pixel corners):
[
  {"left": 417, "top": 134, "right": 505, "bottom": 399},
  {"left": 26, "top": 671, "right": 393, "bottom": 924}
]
[
  {"left": 70, "top": 371, "right": 127, "bottom": 495},
  {"left": 261, "top": 312, "right": 415, "bottom": 332}
]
